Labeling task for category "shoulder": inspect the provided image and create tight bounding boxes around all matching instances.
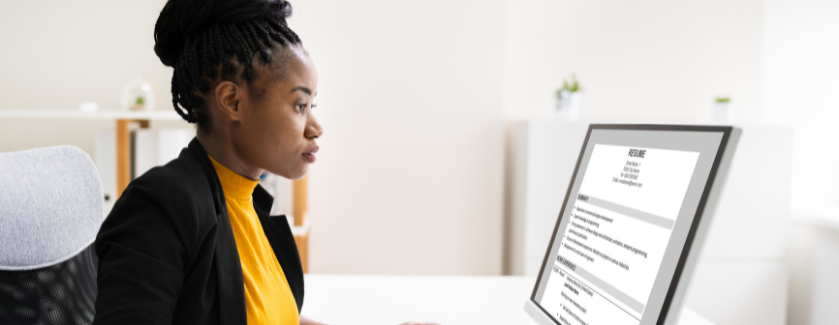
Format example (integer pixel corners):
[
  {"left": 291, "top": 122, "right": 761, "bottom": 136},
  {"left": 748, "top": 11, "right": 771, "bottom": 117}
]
[
  {"left": 99, "top": 148, "right": 217, "bottom": 253},
  {"left": 123, "top": 150, "right": 210, "bottom": 214},
  {"left": 136, "top": 148, "right": 209, "bottom": 195}
]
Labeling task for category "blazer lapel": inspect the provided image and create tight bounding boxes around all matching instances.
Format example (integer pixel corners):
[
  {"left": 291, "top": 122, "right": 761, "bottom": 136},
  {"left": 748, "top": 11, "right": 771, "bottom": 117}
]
[
  {"left": 187, "top": 139, "right": 247, "bottom": 325},
  {"left": 253, "top": 185, "right": 305, "bottom": 312}
]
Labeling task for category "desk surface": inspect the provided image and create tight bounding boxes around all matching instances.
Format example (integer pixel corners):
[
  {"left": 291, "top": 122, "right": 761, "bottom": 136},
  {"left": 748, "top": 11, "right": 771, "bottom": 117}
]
[{"left": 302, "top": 274, "right": 713, "bottom": 325}]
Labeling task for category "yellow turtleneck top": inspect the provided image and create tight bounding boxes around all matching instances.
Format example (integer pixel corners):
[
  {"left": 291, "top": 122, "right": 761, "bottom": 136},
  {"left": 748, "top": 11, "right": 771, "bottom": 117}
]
[{"left": 208, "top": 155, "right": 299, "bottom": 325}]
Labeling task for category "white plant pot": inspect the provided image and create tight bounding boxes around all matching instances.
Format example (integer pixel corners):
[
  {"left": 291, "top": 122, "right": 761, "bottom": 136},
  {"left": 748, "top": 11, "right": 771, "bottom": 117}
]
[
  {"left": 556, "top": 91, "right": 582, "bottom": 120},
  {"left": 712, "top": 102, "right": 729, "bottom": 124},
  {"left": 121, "top": 76, "right": 157, "bottom": 111}
]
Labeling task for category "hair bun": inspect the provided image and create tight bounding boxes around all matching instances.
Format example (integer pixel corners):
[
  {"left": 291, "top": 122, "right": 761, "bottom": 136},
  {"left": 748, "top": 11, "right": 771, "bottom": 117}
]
[{"left": 154, "top": 0, "right": 293, "bottom": 67}]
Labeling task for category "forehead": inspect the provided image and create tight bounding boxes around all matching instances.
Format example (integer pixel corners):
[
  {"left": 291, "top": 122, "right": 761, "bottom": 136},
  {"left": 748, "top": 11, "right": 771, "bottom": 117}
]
[{"left": 256, "top": 45, "right": 317, "bottom": 94}]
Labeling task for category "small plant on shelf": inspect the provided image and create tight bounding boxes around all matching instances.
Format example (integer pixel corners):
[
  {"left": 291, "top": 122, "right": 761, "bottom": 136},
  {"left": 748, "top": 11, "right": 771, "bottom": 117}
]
[
  {"left": 556, "top": 74, "right": 581, "bottom": 100},
  {"left": 130, "top": 96, "right": 146, "bottom": 111},
  {"left": 122, "top": 76, "right": 157, "bottom": 111},
  {"left": 555, "top": 74, "right": 583, "bottom": 120},
  {"left": 712, "top": 96, "right": 731, "bottom": 123}
]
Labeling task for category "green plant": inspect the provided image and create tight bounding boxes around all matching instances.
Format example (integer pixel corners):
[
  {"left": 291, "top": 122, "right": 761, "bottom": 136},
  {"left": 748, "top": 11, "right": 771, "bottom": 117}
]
[
  {"left": 556, "top": 74, "right": 581, "bottom": 96},
  {"left": 135, "top": 96, "right": 145, "bottom": 106},
  {"left": 715, "top": 96, "right": 731, "bottom": 103}
]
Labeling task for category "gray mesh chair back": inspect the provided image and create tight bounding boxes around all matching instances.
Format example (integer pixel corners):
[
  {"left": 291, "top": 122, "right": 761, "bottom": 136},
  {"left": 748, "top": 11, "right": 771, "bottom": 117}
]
[{"left": 0, "top": 146, "right": 103, "bottom": 324}]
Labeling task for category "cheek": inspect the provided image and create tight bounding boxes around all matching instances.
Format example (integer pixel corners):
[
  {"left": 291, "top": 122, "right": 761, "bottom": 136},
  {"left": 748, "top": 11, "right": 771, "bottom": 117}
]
[
  {"left": 268, "top": 113, "right": 306, "bottom": 157},
  {"left": 277, "top": 127, "right": 300, "bottom": 154},
  {"left": 272, "top": 123, "right": 307, "bottom": 176},
  {"left": 253, "top": 106, "right": 290, "bottom": 140}
]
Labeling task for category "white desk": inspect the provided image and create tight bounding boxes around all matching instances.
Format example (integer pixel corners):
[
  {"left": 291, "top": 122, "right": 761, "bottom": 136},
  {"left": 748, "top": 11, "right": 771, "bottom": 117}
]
[{"left": 302, "top": 275, "right": 714, "bottom": 325}]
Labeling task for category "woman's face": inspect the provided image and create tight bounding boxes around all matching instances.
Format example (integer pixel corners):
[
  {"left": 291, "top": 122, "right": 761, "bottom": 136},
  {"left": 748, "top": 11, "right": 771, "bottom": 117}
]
[{"left": 231, "top": 45, "right": 322, "bottom": 180}]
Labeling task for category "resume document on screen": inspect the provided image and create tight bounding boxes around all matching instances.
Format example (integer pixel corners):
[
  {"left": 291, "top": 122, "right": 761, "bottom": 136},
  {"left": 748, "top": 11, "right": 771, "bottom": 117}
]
[{"left": 540, "top": 144, "right": 700, "bottom": 325}]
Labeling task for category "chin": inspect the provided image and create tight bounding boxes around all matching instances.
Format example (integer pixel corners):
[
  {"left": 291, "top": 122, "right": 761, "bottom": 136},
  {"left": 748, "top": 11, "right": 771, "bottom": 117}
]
[
  {"left": 264, "top": 163, "right": 306, "bottom": 181},
  {"left": 288, "top": 166, "right": 308, "bottom": 181}
]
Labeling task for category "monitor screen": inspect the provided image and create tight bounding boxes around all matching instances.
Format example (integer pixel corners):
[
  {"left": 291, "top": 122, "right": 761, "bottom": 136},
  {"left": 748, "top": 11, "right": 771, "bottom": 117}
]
[{"left": 530, "top": 125, "right": 732, "bottom": 325}]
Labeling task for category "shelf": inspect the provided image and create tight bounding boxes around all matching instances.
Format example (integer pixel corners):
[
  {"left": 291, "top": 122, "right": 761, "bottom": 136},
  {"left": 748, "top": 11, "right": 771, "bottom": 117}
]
[{"left": 0, "top": 108, "right": 182, "bottom": 120}]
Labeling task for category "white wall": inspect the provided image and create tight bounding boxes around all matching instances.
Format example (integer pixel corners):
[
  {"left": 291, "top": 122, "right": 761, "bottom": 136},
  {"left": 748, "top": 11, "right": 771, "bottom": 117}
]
[
  {"left": 290, "top": 0, "right": 506, "bottom": 275},
  {"left": 0, "top": 0, "right": 189, "bottom": 157},
  {"left": 0, "top": 0, "right": 507, "bottom": 276},
  {"left": 761, "top": 0, "right": 839, "bottom": 206},
  {"left": 11, "top": 0, "right": 836, "bottom": 291},
  {"left": 503, "top": 0, "right": 764, "bottom": 123},
  {"left": 761, "top": 2, "right": 839, "bottom": 324}
]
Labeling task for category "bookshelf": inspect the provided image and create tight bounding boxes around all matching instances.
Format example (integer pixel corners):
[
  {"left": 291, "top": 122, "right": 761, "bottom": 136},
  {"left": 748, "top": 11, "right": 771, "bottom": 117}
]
[{"left": 0, "top": 108, "right": 311, "bottom": 272}]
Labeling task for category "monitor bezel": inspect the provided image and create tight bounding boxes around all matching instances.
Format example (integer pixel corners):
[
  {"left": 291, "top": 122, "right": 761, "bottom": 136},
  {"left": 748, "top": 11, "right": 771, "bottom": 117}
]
[{"left": 528, "top": 124, "right": 735, "bottom": 325}]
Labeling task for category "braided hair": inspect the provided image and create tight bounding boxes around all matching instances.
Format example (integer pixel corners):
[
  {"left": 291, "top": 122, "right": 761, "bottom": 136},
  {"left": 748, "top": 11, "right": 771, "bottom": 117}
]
[{"left": 153, "top": 0, "right": 302, "bottom": 127}]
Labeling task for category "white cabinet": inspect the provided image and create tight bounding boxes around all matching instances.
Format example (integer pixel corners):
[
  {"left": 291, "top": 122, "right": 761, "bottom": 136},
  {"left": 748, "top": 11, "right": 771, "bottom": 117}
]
[
  {"left": 506, "top": 120, "right": 588, "bottom": 276},
  {"left": 95, "top": 128, "right": 193, "bottom": 216}
]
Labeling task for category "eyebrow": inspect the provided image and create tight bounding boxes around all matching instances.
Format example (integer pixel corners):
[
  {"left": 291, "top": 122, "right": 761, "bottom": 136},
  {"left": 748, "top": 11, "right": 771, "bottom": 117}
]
[{"left": 290, "top": 86, "right": 312, "bottom": 95}]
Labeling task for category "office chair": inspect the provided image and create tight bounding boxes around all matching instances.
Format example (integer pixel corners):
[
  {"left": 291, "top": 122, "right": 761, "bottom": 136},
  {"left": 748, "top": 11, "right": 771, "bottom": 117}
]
[{"left": 0, "top": 146, "right": 103, "bottom": 324}]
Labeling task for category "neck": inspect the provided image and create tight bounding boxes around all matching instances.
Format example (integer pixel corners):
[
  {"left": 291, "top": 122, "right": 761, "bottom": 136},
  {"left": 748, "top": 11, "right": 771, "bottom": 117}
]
[{"left": 197, "top": 130, "right": 262, "bottom": 181}]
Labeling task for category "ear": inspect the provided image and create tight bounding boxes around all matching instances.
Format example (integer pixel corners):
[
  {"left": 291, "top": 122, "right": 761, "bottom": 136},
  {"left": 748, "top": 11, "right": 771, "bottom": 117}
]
[{"left": 214, "top": 81, "right": 245, "bottom": 122}]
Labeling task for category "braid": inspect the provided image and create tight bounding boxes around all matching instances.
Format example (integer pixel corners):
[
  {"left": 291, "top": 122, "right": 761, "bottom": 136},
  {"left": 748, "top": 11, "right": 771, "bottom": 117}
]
[
  {"left": 186, "top": 36, "right": 202, "bottom": 91},
  {"left": 173, "top": 60, "right": 199, "bottom": 123},
  {"left": 190, "top": 40, "right": 208, "bottom": 111},
  {"left": 209, "top": 25, "right": 231, "bottom": 79},
  {"left": 243, "top": 21, "right": 271, "bottom": 63},
  {"left": 171, "top": 68, "right": 188, "bottom": 121},
  {"left": 252, "top": 22, "right": 274, "bottom": 50},
  {"left": 265, "top": 29, "right": 286, "bottom": 47},
  {"left": 226, "top": 24, "right": 256, "bottom": 82},
  {"left": 267, "top": 18, "right": 300, "bottom": 44},
  {"left": 164, "top": 11, "right": 302, "bottom": 129},
  {"left": 200, "top": 28, "right": 216, "bottom": 83}
]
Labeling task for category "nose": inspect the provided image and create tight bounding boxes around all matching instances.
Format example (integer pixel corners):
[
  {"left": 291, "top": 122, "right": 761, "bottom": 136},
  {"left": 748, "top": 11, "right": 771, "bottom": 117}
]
[{"left": 305, "top": 113, "right": 323, "bottom": 140}]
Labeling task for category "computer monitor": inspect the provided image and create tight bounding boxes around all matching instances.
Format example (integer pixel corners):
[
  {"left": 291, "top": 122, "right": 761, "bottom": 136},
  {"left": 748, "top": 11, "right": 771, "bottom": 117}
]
[{"left": 525, "top": 124, "right": 740, "bottom": 325}]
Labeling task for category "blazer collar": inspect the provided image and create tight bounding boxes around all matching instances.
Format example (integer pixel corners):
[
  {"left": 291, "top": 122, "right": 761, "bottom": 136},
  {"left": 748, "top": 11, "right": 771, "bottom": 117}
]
[{"left": 187, "top": 138, "right": 247, "bottom": 325}]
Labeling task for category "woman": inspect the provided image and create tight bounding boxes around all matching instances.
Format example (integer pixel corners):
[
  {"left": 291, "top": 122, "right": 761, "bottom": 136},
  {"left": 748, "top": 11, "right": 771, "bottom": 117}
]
[
  {"left": 95, "top": 1, "right": 441, "bottom": 322},
  {"left": 92, "top": 0, "right": 324, "bottom": 323}
]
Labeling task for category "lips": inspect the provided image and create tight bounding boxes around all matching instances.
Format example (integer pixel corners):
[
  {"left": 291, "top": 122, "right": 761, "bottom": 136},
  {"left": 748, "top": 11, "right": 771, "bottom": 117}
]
[{"left": 302, "top": 145, "right": 319, "bottom": 163}]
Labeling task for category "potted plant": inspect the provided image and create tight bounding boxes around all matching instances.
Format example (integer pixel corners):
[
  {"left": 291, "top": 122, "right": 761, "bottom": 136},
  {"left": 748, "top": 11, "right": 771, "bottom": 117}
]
[
  {"left": 556, "top": 74, "right": 582, "bottom": 120},
  {"left": 122, "top": 76, "right": 157, "bottom": 111},
  {"left": 712, "top": 96, "right": 730, "bottom": 123}
]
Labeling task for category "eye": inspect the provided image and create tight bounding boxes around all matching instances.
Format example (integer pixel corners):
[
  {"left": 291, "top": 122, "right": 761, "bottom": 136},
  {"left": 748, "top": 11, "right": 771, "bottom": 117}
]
[
  {"left": 296, "top": 104, "right": 307, "bottom": 112},
  {"left": 311, "top": 103, "right": 317, "bottom": 110}
]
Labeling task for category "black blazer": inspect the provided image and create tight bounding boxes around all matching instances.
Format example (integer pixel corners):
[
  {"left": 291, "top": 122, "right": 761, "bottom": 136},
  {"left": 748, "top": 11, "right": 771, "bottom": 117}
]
[{"left": 93, "top": 138, "right": 304, "bottom": 325}]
